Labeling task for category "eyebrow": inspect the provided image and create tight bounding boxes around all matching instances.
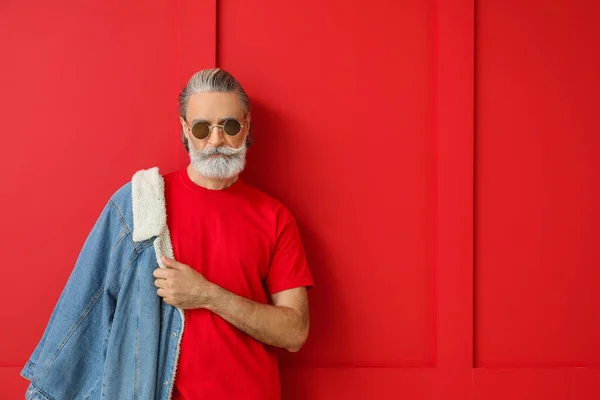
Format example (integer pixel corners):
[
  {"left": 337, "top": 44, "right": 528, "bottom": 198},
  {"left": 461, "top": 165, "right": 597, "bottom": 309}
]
[{"left": 189, "top": 116, "right": 239, "bottom": 125}]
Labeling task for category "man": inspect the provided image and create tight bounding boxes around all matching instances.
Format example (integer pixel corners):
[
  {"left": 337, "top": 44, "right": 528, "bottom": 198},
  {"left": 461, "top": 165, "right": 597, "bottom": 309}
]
[
  {"left": 20, "top": 68, "right": 313, "bottom": 400},
  {"left": 158, "top": 68, "right": 315, "bottom": 399}
]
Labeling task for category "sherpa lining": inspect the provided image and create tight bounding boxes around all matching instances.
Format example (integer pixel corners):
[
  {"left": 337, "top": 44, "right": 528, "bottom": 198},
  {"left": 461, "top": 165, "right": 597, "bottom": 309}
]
[
  {"left": 131, "top": 166, "right": 176, "bottom": 270},
  {"left": 130, "top": 166, "right": 184, "bottom": 400},
  {"left": 132, "top": 166, "right": 167, "bottom": 242}
]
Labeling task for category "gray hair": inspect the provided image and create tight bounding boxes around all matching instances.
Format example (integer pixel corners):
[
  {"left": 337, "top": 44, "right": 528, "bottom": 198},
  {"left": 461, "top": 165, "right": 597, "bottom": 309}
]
[{"left": 178, "top": 68, "right": 251, "bottom": 152}]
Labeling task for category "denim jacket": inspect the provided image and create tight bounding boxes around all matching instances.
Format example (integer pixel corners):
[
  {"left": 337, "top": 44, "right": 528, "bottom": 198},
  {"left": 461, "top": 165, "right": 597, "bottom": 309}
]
[{"left": 20, "top": 167, "right": 185, "bottom": 400}]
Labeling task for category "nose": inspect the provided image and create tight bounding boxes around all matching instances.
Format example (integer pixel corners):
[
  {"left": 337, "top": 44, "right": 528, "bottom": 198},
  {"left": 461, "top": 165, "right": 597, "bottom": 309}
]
[{"left": 207, "top": 125, "right": 225, "bottom": 147}]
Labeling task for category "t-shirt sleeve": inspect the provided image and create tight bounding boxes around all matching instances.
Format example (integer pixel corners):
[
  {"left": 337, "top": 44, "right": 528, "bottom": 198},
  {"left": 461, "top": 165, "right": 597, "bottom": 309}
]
[{"left": 264, "top": 209, "right": 315, "bottom": 294}]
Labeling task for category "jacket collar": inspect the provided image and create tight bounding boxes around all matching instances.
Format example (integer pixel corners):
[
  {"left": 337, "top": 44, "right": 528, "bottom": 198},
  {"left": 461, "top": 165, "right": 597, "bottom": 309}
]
[{"left": 131, "top": 166, "right": 167, "bottom": 242}]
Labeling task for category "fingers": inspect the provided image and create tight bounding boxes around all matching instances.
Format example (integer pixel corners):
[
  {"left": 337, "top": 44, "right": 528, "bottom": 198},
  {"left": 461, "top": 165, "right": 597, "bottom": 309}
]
[
  {"left": 153, "top": 268, "right": 171, "bottom": 279},
  {"left": 161, "top": 256, "right": 175, "bottom": 267},
  {"left": 157, "top": 288, "right": 167, "bottom": 298},
  {"left": 156, "top": 287, "right": 174, "bottom": 306},
  {"left": 162, "top": 256, "right": 184, "bottom": 270}
]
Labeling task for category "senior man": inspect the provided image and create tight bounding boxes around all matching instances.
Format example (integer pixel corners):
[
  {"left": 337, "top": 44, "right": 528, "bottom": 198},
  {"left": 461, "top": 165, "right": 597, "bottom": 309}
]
[{"left": 155, "top": 68, "right": 315, "bottom": 399}]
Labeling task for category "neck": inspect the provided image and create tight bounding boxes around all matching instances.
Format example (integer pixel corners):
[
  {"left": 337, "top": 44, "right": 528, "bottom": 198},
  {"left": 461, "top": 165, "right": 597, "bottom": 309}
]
[{"left": 186, "top": 164, "right": 239, "bottom": 190}]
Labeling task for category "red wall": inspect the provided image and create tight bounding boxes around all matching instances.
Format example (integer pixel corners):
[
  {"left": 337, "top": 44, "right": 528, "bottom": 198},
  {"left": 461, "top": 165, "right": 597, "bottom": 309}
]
[
  {"left": 474, "top": 0, "right": 600, "bottom": 397},
  {"left": 2, "top": 0, "right": 599, "bottom": 399}
]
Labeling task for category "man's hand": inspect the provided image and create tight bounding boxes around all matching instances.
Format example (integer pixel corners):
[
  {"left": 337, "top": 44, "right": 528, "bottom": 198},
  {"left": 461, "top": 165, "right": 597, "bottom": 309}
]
[
  {"left": 152, "top": 256, "right": 214, "bottom": 309},
  {"left": 153, "top": 256, "right": 310, "bottom": 352}
]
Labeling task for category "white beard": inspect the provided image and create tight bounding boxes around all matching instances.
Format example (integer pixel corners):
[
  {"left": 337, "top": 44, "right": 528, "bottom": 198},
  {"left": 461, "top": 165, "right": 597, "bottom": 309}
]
[{"left": 189, "top": 143, "right": 247, "bottom": 179}]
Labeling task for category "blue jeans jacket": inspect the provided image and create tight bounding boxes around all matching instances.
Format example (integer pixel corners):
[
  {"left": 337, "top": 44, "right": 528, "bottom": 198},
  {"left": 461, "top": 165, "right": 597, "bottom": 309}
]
[{"left": 20, "top": 167, "right": 185, "bottom": 400}]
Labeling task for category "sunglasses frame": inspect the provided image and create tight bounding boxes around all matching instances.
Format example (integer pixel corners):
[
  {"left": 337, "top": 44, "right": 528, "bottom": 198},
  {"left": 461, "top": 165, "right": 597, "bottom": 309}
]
[{"left": 185, "top": 116, "right": 247, "bottom": 140}]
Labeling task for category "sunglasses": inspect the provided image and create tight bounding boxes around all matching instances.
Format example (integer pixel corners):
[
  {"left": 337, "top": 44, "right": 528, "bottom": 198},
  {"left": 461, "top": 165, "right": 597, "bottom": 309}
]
[{"left": 186, "top": 117, "right": 246, "bottom": 140}]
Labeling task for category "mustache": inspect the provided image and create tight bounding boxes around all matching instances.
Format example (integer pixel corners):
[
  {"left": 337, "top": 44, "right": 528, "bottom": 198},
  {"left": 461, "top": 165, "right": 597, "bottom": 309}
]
[{"left": 197, "top": 145, "right": 245, "bottom": 156}]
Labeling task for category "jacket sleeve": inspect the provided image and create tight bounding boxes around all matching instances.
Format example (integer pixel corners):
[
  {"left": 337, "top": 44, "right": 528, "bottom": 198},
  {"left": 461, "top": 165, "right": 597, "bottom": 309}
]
[{"left": 20, "top": 197, "right": 130, "bottom": 384}]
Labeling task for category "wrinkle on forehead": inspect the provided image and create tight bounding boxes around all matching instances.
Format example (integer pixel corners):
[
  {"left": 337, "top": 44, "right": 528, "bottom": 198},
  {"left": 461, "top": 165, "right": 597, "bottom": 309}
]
[{"left": 185, "top": 92, "right": 244, "bottom": 122}]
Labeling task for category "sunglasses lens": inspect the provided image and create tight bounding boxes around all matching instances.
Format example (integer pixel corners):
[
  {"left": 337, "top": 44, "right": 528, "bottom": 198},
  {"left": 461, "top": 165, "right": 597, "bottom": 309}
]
[
  {"left": 192, "top": 122, "right": 210, "bottom": 139},
  {"left": 223, "top": 119, "right": 242, "bottom": 136}
]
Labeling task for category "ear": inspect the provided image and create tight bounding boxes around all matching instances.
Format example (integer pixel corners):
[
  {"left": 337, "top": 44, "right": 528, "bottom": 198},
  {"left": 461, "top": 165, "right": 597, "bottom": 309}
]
[
  {"left": 179, "top": 117, "right": 187, "bottom": 133},
  {"left": 180, "top": 117, "right": 191, "bottom": 142},
  {"left": 244, "top": 112, "right": 252, "bottom": 147},
  {"left": 245, "top": 111, "right": 252, "bottom": 130}
]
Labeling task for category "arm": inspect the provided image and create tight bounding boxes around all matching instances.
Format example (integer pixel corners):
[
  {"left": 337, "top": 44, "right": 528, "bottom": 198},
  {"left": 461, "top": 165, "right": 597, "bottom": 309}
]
[
  {"left": 205, "top": 285, "right": 310, "bottom": 352},
  {"left": 154, "top": 212, "right": 314, "bottom": 352},
  {"left": 155, "top": 256, "right": 312, "bottom": 352}
]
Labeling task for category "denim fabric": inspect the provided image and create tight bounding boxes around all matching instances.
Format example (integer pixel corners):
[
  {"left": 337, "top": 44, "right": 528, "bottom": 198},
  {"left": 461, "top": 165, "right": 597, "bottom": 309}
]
[{"left": 20, "top": 168, "right": 183, "bottom": 400}]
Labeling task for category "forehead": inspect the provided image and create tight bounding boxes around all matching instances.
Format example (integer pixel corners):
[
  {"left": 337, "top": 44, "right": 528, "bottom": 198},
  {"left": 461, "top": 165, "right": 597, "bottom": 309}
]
[{"left": 186, "top": 92, "right": 244, "bottom": 120}]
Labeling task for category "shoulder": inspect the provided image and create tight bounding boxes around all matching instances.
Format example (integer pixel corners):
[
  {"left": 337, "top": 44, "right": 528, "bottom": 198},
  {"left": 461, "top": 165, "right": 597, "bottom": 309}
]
[
  {"left": 240, "top": 180, "right": 297, "bottom": 225},
  {"left": 161, "top": 168, "right": 180, "bottom": 185},
  {"left": 110, "top": 165, "right": 174, "bottom": 205},
  {"left": 105, "top": 166, "right": 168, "bottom": 230}
]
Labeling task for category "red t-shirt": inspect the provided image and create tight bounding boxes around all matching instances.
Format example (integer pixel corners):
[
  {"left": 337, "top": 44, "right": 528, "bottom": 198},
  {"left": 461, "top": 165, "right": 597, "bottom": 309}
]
[{"left": 164, "top": 167, "right": 314, "bottom": 400}]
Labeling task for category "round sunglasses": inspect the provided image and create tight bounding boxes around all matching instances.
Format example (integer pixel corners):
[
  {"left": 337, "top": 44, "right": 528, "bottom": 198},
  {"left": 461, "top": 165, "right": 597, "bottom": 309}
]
[{"left": 186, "top": 117, "right": 246, "bottom": 140}]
